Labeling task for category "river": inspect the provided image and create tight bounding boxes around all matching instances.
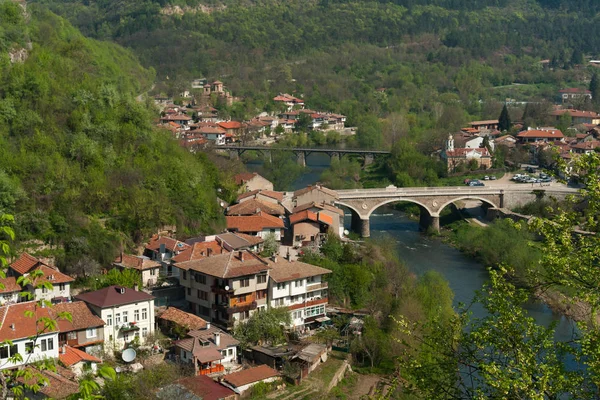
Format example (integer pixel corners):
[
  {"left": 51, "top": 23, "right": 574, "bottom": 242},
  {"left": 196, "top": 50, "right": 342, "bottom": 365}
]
[{"left": 246, "top": 152, "right": 578, "bottom": 342}]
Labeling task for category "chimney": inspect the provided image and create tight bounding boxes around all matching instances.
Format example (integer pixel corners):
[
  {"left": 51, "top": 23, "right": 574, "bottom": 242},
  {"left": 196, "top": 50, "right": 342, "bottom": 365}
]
[
  {"left": 237, "top": 251, "right": 244, "bottom": 262},
  {"left": 134, "top": 284, "right": 139, "bottom": 292},
  {"left": 214, "top": 332, "right": 221, "bottom": 347},
  {"left": 208, "top": 248, "right": 213, "bottom": 257},
  {"left": 206, "top": 322, "right": 211, "bottom": 330},
  {"left": 10, "top": 324, "right": 14, "bottom": 331},
  {"left": 256, "top": 208, "right": 261, "bottom": 214},
  {"left": 271, "top": 255, "right": 278, "bottom": 263},
  {"left": 61, "top": 346, "right": 66, "bottom": 355}
]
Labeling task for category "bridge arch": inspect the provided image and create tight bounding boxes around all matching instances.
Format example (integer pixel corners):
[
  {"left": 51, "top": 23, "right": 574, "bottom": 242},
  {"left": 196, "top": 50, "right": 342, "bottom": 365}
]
[
  {"left": 436, "top": 196, "right": 499, "bottom": 217},
  {"left": 363, "top": 198, "right": 433, "bottom": 219}
]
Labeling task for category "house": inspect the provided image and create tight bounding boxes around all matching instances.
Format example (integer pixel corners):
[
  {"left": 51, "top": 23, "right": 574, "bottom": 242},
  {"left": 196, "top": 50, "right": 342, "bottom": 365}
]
[
  {"left": 571, "top": 140, "right": 600, "bottom": 154},
  {"left": 267, "top": 259, "right": 331, "bottom": 329},
  {"left": 549, "top": 109, "right": 600, "bottom": 125},
  {"left": 221, "top": 365, "right": 280, "bottom": 395},
  {"left": 249, "top": 345, "right": 296, "bottom": 371},
  {"left": 218, "top": 121, "right": 245, "bottom": 141},
  {"left": 226, "top": 199, "right": 285, "bottom": 216},
  {"left": 171, "top": 240, "right": 230, "bottom": 264},
  {"left": 59, "top": 345, "right": 102, "bottom": 377},
  {"left": 469, "top": 120, "right": 499, "bottom": 130},
  {"left": 293, "top": 185, "right": 339, "bottom": 208},
  {"left": 216, "top": 233, "right": 264, "bottom": 252},
  {"left": 441, "top": 134, "right": 492, "bottom": 172},
  {"left": 156, "top": 375, "right": 237, "bottom": 400},
  {"left": 160, "top": 114, "right": 192, "bottom": 126},
  {"left": 173, "top": 251, "right": 271, "bottom": 328},
  {"left": 273, "top": 93, "right": 304, "bottom": 110},
  {"left": 292, "top": 202, "right": 345, "bottom": 237},
  {"left": 558, "top": 88, "right": 592, "bottom": 103},
  {"left": 144, "top": 236, "right": 191, "bottom": 278},
  {"left": 494, "top": 135, "right": 517, "bottom": 149},
  {"left": 75, "top": 286, "right": 155, "bottom": 350},
  {"left": 158, "top": 306, "right": 208, "bottom": 335},
  {"left": 0, "top": 301, "right": 59, "bottom": 370},
  {"left": 289, "top": 210, "right": 333, "bottom": 246},
  {"left": 0, "top": 277, "right": 21, "bottom": 305},
  {"left": 464, "top": 136, "right": 494, "bottom": 151},
  {"left": 291, "top": 343, "right": 328, "bottom": 380},
  {"left": 200, "top": 126, "right": 227, "bottom": 146},
  {"left": 226, "top": 212, "right": 285, "bottom": 240},
  {"left": 51, "top": 301, "right": 105, "bottom": 353},
  {"left": 18, "top": 366, "right": 80, "bottom": 399},
  {"left": 8, "top": 253, "right": 73, "bottom": 302},
  {"left": 234, "top": 172, "right": 274, "bottom": 192},
  {"left": 278, "top": 119, "right": 296, "bottom": 133},
  {"left": 516, "top": 128, "right": 565, "bottom": 144},
  {"left": 237, "top": 190, "right": 284, "bottom": 206},
  {"left": 174, "top": 323, "right": 240, "bottom": 375},
  {"left": 113, "top": 254, "right": 161, "bottom": 287}
]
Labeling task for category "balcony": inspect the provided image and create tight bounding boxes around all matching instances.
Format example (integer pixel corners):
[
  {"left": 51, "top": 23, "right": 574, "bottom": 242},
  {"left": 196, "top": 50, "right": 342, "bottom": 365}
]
[
  {"left": 199, "top": 364, "right": 225, "bottom": 376},
  {"left": 288, "top": 297, "right": 328, "bottom": 311},
  {"left": 306, "top": 282, "right": 328, "bottom": 292},
  {"left": 227, "top": 301, "right": 257, "bottom": 315},
  {"left": 211, "top": 285, "right": 234, "bottom": 295},
  {"left": 118, "top": 323, "right": 140, "bottom": 333}
]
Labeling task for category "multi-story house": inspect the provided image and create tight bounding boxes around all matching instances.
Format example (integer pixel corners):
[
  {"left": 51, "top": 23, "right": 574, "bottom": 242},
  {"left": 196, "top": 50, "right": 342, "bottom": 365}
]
[
  {"left": 267, "top": 260, "right": 331, "bottom": 329},
  {"left": 144, "top": 236, "right": 191, "bottom": 279},
  {"left": 113, "top": 253, "right": 161, "bottom": 287},
  {"left": 51, "top": 301, "right": 106, "bottom": 354},
  {"left": 8, "top": 253, "right": 73, "bottom": 302},
  {"left": 174, "top": 251, "right": 271, "bottom": 329},
  {"left": 75, "top": 286, "right": 155, "bottom": 350},
  {"left": 0, "top": 302, "right": 59, "bottom": 370},
  {"left": 0, "top": 277, "right": 21, "bottom": 305},
  {"left": 225, "top": 212, "right": 285, "bottom": 241}
]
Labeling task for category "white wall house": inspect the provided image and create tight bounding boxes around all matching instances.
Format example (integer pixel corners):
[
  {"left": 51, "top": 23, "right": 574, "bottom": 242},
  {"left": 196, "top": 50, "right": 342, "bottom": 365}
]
[
  {"left": 75, "top": 286, "right": 155, "bottom": 351},
  {"left": 267, "top": 260, "right": 331, "bottom": 329},
  {"left": 0, "top": 302, "right": 60, "bottom": 370}
]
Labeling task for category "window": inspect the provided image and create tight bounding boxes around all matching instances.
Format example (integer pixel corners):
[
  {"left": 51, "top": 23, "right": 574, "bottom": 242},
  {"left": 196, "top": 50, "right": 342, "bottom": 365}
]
[
  {"left": 257, "top": 275, "right": 267, "bottom": 284},
  {"left": 240, "top": 310, "right": 250, "bottom": 320},
  {"left": 275, "top": 298, "right": 285, "bottom": 306},
  {"left": 295, "top": 280, "right": 302, "bottom": 288},
  {"left": 67, "top": 331, "right": 77, "bottom": 340},
  {"left": 198, "top": 291, "right": 208, "bottom": 301},
  {"left": 41, "top": 340, "right": 47, "bottom": 352},
  {"left": 107, "top": 314, "right": 112, "bottom": 326},
  {"left": 122, "top": 311, "right": 128, "bottom": 323},
  {"left": 221, "top": 350, "right": 227, "bottom": 357},
  {"left": 0, "top": 346, "right": 8, "bottom": 359},
  {"left": 115, "top": 313, "right": 121, "bottom": 324},
  {"left": 134, "top": 331, "right": 140, "bottom": 339},
  {"left": 141, "top": 308, "right": 147, "bottom": 320},
  {"left": 109, "top": 335, "right": 113, "bottom": 341},
  {"left": 194, "top": 273, "right": 206, "bottom": 284},
  {"left": 239, "top": 295, "right": 246, "bottom": 303},
  {"left": 134, "top": 309, "right": 140, "bottom": 321},
  {"left": 240, "top": 278, "right": 250, "bottom": 288},
  {"left": 59, "top": 283, "right": 66, "bottom": 291},
  {"left": 40, "top": 338, "right": 53, "bottom": 352},
  {"left": 150, "top": 268, "right": 156, "bottom": 276},
  {"left": 86, "top": 328, "right": 97, "bottom": 339},
  {"left": 42, "top": 287, "right": 48, "bottom": 294},
  {"left": 228, "top": 348, "right": 233, "bottom": 356},
  {"left": 25, "top": 342, "right": 34, "bottom": 354},
  {"left": 277, "top": 282, "right": 286, "bottom": 290},
  {"left": 307, "top": 276, "right": 316, "bottom": 283},
  {"left": 142, "top": 328, "right": 148, "bottom": 337},
  {"left": 182, "top": 271, "right": 187, "bottom": 280},
  {"left": 123, "top": 334, "right": 129, "bottom": 342},
  {"left": 187, "top": 288, "right": 191, "bottom": 296},
  {"left": 256, "top": 290, "right": 265, "bottom": 300}
]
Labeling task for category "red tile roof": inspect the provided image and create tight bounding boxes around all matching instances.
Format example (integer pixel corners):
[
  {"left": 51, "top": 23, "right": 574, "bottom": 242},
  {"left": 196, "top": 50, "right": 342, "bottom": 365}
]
[
  {"left": 223, "top": 365, "right": 279, "bottom": 388},
  {"left": 174, "top": 251, "right": 270, "bottom": 279},
  {"left": 550, "top": 109, "right": 600, "bottom": 118},
  {"left": 158, "top": 307, "right": 208, "bottom": 331},
  {"left": 10, "top": 253, "right": 45, "bottom": 275},
  {"left": 59, "top": 345, "right": 102, "bottom": 367},
  {"left": 20, "top": 367, "right": 80, "bottom": 399},
  {"left": 33, "top": 265, "right": 75, "bottom": 285},
  {"left": 0, "top": 302, "right": 57, "bottom": 342},
  {"left": 293, "top": 185, "right": 339, "bottom": 200},
  {"left": 227, "top": 199, "right": 285, "bottom": 216},
  {"left": 289, "top": 210, "right": 318, "bottom": 225},
  {"left": 167, "top": 375, "right": 236, "bottom": 400},
  {"left": 171, "top": 241, "right": 229, "bottom": 263},
  {"left": 292, "top": 202, "right": 344, "bottom": 216},
  {"left": 226, "top": 212, "right": 285, "bottom": 233},
  {"left": 218, "top": 121, "right": 243, "bottom": 130},
  {"left": 517, "top": 129, "right": 564, "bottom": 139},
  {"left": 267, "top": 260, "right": 332, "bottom": 283},
  {"left": 75, "top": 286, "right": 155, "bottom": 308},
  {"left": 50, "top": 301, "right": 105, "bottom": 333},
  {"left": 145, "top": 236, "right": 190, "bottom": 253},
  {"left": 113, "top": 254, "right": 161, "bottom": 271},
  {"left": 0, "top": 277, "right": 21, "bottom": 294}
]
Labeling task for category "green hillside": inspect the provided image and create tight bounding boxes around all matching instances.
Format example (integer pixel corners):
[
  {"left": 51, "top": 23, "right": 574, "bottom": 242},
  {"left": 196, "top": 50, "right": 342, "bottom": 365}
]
[{"left": 0, "top": 1, "right": 225, "bottom": 271}]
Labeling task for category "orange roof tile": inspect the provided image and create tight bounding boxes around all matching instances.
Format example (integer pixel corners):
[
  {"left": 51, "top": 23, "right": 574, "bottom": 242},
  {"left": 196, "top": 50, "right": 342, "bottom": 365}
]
[
  {"left": 145, "top": 236, "right": 190, "bottom": 253},
  {"left": 50, "top": 301, "right": 105, "bottom": 333},
  {"left": 235, "top": 172, "right": 259, "bottom": 185},
  {"left": 0, "top": 277, "right": 21, "bottom": 294},
  {"left": 0, "top": 302, "right": 58, "bottom": 342},
  {"left": 517, "top": 129, "right": 564, "bottom": 139},
  {"left": 226, "top": 199, "right": 285, "bottom": 216},
  {"left": 223, "top": 365, "right": 279, "bottom": 388},
  {"left": 33, "top": 265, "right": 75, "bottom": 285},
  {"left": 59, "top": 345, "right": 102, "bottom": 367},
  {"left": 158, "top": 307, "right": 207, "bottom": 331},
  {"left": 171, "top": 241, "right": 229, "bottom": 263},
  {"left": 237, "top": 190, "right": 284, "bottom": 202},
  {"left": 226, "top": 212, "right": 285, "bottom": 233},
  {"left": 113, "top": 254, "right": 161, "bottom": 271},
  {"left": 218, "top": 121, "right": 243, "bottom": 130},
  {"left": 175, "top": 251, "right": 270, "bottom": 279},
  {"left": 10, "top": 253, "right": 45, "bottom": 275}
]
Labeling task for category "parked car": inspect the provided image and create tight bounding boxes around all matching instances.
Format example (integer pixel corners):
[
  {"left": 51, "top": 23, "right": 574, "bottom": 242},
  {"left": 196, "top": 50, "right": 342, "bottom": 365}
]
[
  {"left": 468, "top": 180, "right": 485, "bottom": 187},
  {"left": 483, "top": 175, "right": 490, "bottom": 180},
  {"left": 490, "top": 176, "right": 497, "bottom": 180}
]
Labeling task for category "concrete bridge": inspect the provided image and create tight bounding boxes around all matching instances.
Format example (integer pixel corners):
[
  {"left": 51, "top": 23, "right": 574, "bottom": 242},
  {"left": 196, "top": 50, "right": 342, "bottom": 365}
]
[
  {"left": 218, "top": 145, "right": 391, "bottom": 167},
  {"left": 335, "top": 185, "right": 578, "bottom": 237}
]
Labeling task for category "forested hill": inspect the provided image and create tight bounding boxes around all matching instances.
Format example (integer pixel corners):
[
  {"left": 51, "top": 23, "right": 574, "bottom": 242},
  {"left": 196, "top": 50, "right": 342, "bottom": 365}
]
[{"left": 0, "top": 1, "right": 225, "bottom": 272}]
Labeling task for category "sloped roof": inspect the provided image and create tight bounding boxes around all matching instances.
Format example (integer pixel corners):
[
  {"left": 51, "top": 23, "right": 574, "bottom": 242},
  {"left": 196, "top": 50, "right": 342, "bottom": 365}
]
[
  {"left": 114, "top": 254, "right": 161, "bottom": 271},
  {"left": 0, "top": 277, "right": 21, "bottom": 294},
  {"left": 32, "top": 265, "right": 74, "bottom": 285},
  {"left": 226, "top": 199, "right": 285, "bottom": 216},
  {"left": 218, "top": 121, "right": 243, "bottom": 130},
  {"left": 174, "top": 251, "right": 270, "bottom": 279},
  {"left": 175, "top": 337, "right": 223, "bottom": 363},
  {"left": 267, "top": 260, "right": 332, "bottom": 283},
  {"left": 171, "top": 241, "right": 229, "bottom": 263},
  {"left": 235, "top": 172, "right": 258, "bottom": 185},
  {"left": 217, "top": 233, "right": 264, "bottom": 250},
  {"left": 188, "top": 326, "right": 239, "bottom": 350},
  {"left": 0, "top": 302, "right": 57, "bottom": 342},
  {"left": 161, "top": 375, "right": 236, "bottom": 400},
  {"left": 292, "top": 201, "right": 344, "bottom": 216},
  {"left": 20, "top": 367, "right": 80, "bottom": 399},
  {"left": 293, "top": 185, "right": 339, "bottom": 200},
  {"left": 517, "top": 129, "right": 564, "bottom": 139},
  {"left": 50, "top": 301, "right": 105, "bottom": 332},
  {"left": 158, "top": 307, "right": 207, "bottom": 331},
  {"left": 237, "top": 190, "right": 284, "bottom": 202},
  {"left": 75, "top": 286, "right": 155, "bottom": 308},
  {"left": 223, "top": 365, "right": 279, "bottom": 388},
  {"left": 226, "top": 212, "right": 285, "bottom": 233},
  {"left": 10, "top": 253, "right": 45, "bottom": 275},
  {"left": 59, "top": 345, "right": 102, "bottom": 367},
  {"left": 145, "top": 236, "right": 190, "bottom": 253}
]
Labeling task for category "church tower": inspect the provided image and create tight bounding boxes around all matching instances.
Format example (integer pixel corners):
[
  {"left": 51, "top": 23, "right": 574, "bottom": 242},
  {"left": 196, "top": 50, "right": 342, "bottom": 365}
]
[{"left": 445, "top": 133, "right": 455, "bottom": 151}]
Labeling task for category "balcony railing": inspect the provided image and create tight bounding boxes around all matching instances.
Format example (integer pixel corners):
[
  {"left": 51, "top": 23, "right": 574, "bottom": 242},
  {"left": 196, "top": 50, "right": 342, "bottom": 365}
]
[
  {"left": 211, "top": 285, "right": 234, "bottom": 295},
  {"left": 306, "top": 282, "right": 328, "bottom": 292},
  {"left": 118, "top": 323, "right": 140, "bottom": 333},
  {"left": 227, "top": 301, "right": 257, "bottom": 315},
  {"left": 199, "top": 364, "right": 225, "bottom": 376}
]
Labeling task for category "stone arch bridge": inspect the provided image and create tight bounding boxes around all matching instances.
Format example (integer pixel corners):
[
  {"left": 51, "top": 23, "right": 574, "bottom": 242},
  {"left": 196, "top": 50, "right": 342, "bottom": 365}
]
[{"left": 335, "top": 186, "right": 578, "bottom": 237}]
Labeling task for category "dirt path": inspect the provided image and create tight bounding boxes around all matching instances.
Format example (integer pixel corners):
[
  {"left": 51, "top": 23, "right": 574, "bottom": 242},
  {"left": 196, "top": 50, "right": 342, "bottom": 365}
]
[{"left": 348, "top": 375, "right": 381, "bottom": 400}]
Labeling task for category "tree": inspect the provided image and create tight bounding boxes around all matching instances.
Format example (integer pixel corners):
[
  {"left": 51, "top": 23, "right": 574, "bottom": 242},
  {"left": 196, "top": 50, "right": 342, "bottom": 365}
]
[
  {"left": 498, "top": 103, "right": 511, "bottom": 132},
  {"left": 233, "top": 307, "right": 291, "bottom": 349},
  {"left": 590, "top": 73, "right": 600, "bottom": 105},
  {"left": 260, "top": 232, "right": 279, "bottom": 258}
]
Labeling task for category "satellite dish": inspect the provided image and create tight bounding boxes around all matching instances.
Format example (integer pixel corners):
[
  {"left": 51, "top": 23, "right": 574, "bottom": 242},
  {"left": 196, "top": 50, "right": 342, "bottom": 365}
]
[
  {"left": 122, "top": 348, "right": 137, "bottom": 363},
  {"left": 224, "top": 285, "right": 230, "bottom": 291},
  {"left": 343, "top": 229, "right": 349, "bottom": 236},
  {"left": 115, "top": 367, "right": 122, "bottom": 373}
]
